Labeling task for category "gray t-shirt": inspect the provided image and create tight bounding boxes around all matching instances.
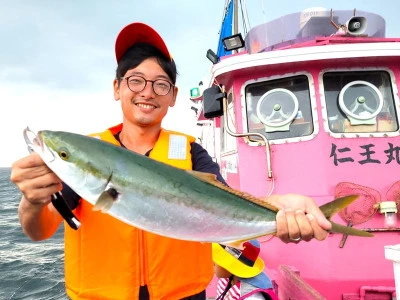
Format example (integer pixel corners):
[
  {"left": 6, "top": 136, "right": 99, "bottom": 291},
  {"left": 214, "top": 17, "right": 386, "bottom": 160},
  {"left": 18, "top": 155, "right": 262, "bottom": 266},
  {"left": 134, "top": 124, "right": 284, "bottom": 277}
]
[{"left": 241, "top": 282, "right": 269, "bottom": 300}]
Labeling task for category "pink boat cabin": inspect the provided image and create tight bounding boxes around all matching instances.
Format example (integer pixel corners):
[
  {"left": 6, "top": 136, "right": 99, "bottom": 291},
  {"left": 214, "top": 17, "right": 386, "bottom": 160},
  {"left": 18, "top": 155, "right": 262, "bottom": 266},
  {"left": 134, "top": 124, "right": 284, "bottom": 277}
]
[{"left": 194, "top": 5, "right": 400, "bottom": 300}]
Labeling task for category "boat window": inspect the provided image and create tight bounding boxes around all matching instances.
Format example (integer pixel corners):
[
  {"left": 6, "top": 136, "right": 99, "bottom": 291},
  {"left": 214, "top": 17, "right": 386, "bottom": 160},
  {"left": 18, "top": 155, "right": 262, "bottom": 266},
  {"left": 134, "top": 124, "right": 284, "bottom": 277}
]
[
  {"left": 245, "top": 75, "right": 313, "bottom": 141},
  {"left": 323, "top": 71, "right": 398, "bottom": 134}
]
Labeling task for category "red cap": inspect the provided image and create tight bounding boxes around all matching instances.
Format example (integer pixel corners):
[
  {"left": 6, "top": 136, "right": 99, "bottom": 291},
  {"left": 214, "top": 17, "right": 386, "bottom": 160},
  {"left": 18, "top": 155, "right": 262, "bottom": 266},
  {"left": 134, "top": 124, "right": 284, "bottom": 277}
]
[{"left": 115, "top": 22, "right": 171, "bottom": 63}]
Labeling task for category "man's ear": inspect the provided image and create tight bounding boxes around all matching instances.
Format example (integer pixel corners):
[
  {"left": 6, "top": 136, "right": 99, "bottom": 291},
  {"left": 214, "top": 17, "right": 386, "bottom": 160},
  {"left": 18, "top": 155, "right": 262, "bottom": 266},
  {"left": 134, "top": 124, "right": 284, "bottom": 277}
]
[
  {"left": 113, "top": 79, "right": 120, "bottom": 101},
  {"left": 170, "top": 86, "right": 178, "bottom": 107}
]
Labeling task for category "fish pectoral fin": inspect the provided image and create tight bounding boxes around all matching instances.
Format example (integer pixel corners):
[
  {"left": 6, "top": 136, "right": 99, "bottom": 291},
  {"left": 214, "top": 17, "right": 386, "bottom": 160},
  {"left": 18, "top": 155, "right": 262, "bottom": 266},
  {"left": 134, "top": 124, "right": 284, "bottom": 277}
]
[{"left": 93, "top": 189, "right": 116, "bottom": 212}]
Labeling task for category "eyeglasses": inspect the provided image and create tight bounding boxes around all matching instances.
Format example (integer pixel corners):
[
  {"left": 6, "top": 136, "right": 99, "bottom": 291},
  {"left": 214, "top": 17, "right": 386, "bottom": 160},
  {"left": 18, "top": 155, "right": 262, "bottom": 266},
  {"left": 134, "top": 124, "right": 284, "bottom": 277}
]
[{"left": 121, "top": 75, "right": 174, "bottom": 96}]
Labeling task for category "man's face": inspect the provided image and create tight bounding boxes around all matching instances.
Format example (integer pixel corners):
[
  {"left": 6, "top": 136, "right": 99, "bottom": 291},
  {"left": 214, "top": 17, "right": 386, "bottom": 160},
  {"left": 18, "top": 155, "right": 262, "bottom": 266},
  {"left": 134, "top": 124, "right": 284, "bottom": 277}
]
[{"left": 114, "top": 57, "right": 178, "bottom": 128}]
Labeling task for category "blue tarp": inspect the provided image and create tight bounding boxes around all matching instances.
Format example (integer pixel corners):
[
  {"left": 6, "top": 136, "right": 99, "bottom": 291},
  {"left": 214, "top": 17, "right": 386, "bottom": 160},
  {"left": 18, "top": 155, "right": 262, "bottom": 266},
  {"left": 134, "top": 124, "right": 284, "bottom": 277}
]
[{"left": 216, "top": 0, "right": 233, "bottom": 59}]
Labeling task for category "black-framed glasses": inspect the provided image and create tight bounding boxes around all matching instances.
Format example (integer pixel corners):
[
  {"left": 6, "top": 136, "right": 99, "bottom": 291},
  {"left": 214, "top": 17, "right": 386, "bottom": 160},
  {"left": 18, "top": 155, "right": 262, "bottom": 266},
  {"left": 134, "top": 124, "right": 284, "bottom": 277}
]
[{"left": 121, "top": 75, "right": 174, "bottom": 96}]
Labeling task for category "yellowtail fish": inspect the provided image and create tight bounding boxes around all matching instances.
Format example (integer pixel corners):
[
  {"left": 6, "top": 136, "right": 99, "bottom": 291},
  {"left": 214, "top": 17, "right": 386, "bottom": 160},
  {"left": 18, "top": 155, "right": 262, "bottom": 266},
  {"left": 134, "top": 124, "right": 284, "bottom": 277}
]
[{"left": 24, "top": 128, "right": 373, "bottom": 243}]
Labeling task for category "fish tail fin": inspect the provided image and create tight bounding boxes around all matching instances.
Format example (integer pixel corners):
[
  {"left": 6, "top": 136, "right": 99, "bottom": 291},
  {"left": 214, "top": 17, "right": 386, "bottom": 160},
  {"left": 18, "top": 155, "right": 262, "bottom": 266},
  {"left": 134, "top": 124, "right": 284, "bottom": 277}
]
[
  {"left": 329, "top": 221, "right": 373, "bottom": 237},
  {"left": 319, "top": 195, "right": 374, "bottom": 237}
]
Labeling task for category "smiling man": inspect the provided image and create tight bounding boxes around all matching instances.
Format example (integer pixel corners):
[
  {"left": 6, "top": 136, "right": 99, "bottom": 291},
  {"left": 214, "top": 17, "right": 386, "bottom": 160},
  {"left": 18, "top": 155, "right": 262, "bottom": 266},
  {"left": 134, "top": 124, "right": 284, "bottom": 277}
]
[{"left": 10, "top": 21, "right": 331, "bottom": 300}]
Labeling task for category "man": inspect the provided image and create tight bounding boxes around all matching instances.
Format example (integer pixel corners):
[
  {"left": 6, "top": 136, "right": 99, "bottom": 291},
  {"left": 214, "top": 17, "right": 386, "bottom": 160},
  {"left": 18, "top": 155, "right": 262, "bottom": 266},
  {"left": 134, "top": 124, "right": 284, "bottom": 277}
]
[{"left": 10, "top": 22, "right": 331, "bottom": 299}]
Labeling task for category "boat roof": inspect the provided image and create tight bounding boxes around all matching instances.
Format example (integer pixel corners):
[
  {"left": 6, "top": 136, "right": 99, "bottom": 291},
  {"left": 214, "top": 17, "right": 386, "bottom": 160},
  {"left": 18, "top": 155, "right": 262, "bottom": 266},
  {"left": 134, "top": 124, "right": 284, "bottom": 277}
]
[{"left": 244, "top": 9, "right": 386, "bottom": 54}]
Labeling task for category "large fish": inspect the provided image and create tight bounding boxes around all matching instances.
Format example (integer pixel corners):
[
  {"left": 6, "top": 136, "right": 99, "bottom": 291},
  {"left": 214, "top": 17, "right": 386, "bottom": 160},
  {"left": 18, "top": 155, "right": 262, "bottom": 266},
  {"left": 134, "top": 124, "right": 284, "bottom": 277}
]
[{"left": 24, "top": 128, "right": 373, "bottom": 243}]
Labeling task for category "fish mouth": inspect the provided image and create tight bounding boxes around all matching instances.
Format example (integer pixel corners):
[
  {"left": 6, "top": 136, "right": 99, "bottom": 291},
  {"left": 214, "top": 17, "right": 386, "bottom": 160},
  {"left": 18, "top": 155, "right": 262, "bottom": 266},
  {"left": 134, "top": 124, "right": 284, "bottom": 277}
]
[{"left": 23, "top": 127, "right": 55, "bottom": 163}]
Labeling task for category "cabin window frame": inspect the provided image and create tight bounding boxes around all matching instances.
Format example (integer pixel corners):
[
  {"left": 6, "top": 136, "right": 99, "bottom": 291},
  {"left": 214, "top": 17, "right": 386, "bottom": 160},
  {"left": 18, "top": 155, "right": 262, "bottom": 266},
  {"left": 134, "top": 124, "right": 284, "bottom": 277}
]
[
  {"left": 241, "top": 72, "right": 319, "bottom": 145},
  {"left": 319, "top": 67, "right": 400, "bottom": 138}
]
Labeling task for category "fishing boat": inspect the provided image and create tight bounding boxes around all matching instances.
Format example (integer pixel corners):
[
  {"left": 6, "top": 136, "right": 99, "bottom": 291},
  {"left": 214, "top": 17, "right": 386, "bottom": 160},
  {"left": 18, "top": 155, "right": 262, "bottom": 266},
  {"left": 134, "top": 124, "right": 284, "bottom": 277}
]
[{"left": 191, "top": 1, "right": 400, "bottom": 299}]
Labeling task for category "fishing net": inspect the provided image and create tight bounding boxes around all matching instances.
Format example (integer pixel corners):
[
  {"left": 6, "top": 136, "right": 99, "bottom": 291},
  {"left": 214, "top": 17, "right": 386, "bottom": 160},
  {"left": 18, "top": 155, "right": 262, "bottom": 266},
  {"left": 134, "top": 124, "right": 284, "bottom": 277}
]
[
  {"left": 386, "top": 180, "right": 400, "bottom": 213},
  {"left": 335, "top": 182, "right": 380, "bottom": 225}
]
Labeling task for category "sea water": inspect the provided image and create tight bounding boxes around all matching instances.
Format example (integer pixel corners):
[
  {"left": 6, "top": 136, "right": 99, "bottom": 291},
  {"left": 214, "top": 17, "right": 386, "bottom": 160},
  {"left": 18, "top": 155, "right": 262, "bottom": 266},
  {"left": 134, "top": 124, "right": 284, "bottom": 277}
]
[{"left": 0, "top": 167, "right": 67, "bottom": 300}]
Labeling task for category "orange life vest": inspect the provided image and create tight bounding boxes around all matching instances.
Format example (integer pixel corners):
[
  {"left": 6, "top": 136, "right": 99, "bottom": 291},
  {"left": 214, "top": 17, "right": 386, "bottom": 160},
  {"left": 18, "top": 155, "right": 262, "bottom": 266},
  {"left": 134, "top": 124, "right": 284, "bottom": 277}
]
[{"left": 64, "top": 124, "right": 214, "bottom": 300}]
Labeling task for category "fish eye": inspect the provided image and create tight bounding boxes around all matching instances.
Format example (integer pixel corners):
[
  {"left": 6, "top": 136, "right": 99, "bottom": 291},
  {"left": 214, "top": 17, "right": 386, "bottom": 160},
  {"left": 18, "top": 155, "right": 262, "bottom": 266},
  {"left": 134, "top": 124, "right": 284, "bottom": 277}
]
[{"left": 58, "top": 148, "right": 70, "bottom": 160}]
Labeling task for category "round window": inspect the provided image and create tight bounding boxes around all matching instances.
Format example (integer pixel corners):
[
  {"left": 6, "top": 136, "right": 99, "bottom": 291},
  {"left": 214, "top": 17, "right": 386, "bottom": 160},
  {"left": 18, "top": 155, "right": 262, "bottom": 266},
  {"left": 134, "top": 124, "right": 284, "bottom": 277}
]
[
  {"left": 338, "top": 80, "right": 383, "bottom": 123},
  {"left": 256, "top": 88, "right": 299, "bottom": 129}
]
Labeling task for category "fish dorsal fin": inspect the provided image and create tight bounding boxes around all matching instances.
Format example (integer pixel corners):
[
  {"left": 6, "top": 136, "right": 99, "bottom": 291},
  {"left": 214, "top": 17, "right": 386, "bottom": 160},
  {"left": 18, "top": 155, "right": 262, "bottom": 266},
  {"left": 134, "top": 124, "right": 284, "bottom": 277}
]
[
  {"left": 186, "top": 170, "right": 279, "bottom": 212},
  {"left": 188, "top": 170, "right": 218, "bottom": 182}
]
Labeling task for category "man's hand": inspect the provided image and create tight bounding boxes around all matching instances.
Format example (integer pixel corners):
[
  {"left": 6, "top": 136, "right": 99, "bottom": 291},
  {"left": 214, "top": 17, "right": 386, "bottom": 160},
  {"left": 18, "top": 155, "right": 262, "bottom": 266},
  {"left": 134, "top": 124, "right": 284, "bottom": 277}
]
[
  {"left": 10, "top": 153, "right": 63, "bottom": 206},
  {"left": 10, "top": 153, "right": 64, "bottom": 241},
  {"left": 267, "top": 194, "right": 332, "bottom": 244}
]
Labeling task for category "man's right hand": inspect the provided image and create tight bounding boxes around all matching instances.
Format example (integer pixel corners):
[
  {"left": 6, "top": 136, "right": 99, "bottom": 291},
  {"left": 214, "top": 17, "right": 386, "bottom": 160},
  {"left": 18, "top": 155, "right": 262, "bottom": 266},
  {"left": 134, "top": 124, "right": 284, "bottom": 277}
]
[
  {"left": 10, "top": 153, "right": 63, "bottom": 206},
  {"left": 10, "top": 153, "right": 64, "bottom": 240}
]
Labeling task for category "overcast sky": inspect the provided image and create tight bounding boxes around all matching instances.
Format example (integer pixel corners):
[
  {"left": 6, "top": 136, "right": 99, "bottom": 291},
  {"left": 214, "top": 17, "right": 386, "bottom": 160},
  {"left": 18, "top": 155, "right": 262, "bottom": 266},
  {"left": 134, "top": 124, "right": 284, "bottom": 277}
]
[{"left": 1, "top": 0, "right": 399, "bottom": 166}]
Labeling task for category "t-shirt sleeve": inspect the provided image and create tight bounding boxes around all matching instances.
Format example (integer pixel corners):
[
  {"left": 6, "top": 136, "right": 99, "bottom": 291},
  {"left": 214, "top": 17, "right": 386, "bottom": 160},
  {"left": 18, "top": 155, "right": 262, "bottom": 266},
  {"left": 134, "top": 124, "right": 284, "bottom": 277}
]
[{"left": 191, "top": 142, "right": 227, "bottom": 185}]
